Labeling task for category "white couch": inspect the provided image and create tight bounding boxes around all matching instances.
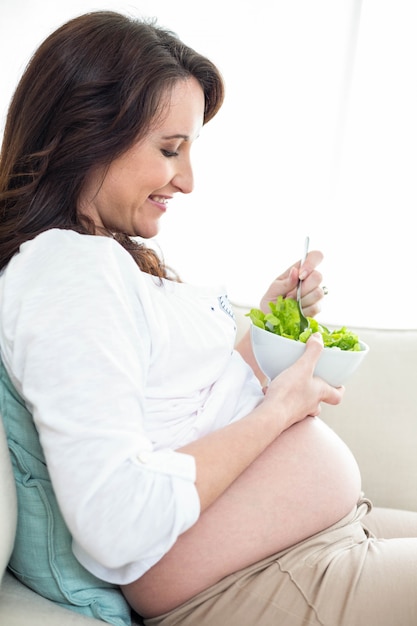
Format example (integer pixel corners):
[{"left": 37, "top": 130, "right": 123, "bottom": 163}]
[{"left": 1, "top": 303, "right": 417, "bottom": 625}]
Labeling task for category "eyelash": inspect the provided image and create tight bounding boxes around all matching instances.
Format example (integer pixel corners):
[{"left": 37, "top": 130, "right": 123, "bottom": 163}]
[{"left": 161, "top": 149, "right": 179, "bottom": 158}]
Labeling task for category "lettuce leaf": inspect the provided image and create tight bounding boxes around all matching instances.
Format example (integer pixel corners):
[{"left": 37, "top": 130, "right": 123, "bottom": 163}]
[{"left": 246, "top": 296, "right": 361, "bottom": 351}]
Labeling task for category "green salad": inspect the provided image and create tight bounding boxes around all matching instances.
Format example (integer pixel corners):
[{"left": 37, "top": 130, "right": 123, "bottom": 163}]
[{"left": 247, "top": 296, "right": 361, "bottom": 351}]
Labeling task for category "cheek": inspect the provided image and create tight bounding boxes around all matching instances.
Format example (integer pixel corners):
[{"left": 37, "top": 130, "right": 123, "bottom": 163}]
[
  {"left": 107, "top": 174, "right": 138, "bottom": 205},
  {"left": 148, "top": 161, "right": 172, "bottom": 186}
]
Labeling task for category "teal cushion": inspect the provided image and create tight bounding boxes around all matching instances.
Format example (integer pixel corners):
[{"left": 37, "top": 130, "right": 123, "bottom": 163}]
[{"left": 0, "top": 359, "right": 131, "bottom": 626}]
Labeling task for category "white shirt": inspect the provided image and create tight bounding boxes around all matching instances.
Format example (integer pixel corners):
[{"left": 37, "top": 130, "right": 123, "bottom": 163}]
[{"left": 0, "top": 229, "right": 263, "bottom": 584}]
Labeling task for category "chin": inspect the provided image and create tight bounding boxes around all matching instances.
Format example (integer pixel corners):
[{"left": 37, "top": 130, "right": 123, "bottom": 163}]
[
  {"left": 133, "top": 224, "right": 161, "bottom": 239},
  {"left": 133, "top": 232, "right": 157, "bottom": 240}
]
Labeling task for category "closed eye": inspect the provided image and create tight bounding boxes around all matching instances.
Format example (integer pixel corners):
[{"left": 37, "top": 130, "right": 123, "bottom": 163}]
[{"left": 161, "top": 149, "right": 179, "bottom": 157}]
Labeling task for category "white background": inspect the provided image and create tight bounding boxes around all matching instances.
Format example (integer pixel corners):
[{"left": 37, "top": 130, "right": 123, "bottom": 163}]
[{"left": 1, "top": 0, "right": 416, "bottom": 328}]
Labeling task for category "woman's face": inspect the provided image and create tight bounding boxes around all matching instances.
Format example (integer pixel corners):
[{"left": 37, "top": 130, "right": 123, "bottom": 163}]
[{"left": 78, "top": 77, "right": 205, "bottom": 238}]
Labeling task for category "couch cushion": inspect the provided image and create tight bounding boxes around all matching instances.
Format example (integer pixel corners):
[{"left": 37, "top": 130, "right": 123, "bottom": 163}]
[
  {"left": 0, "top": 359, "right": 131, "bottom": 626},
  {"left": 0, "top": 406, "right": 17, "bottom": 583},
  {"left": 320, "top": 325, "right": 417, "bottom": 512}
]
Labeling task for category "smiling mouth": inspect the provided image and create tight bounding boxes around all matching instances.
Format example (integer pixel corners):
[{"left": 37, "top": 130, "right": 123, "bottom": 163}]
[{"left": 149, "top": 195, "right": 168, "bottom": 205}]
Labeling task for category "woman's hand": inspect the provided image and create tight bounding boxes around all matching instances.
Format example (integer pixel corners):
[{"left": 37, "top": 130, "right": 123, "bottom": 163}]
[
  {"left": 236, "top": 249, "right": 328, "bottom": 384},
  {"left": 259, "top": 250, "right": 326, "bottom": 318},
  {"left": 260, "top": 332, "right": 344, "bottom": 426}
]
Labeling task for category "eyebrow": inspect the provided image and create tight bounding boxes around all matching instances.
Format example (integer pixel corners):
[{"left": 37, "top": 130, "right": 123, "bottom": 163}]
[{"left": 161, "top": 134, "right": 190, "bottom": 141}]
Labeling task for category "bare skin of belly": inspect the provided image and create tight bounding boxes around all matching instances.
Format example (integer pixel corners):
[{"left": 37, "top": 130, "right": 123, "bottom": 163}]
[{"left": 121, "top": 417, "right": 362, "bottom": 618}]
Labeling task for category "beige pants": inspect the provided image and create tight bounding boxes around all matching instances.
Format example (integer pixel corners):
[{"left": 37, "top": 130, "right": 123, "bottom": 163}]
[{"left": 145, "top": 498, "right": 417, "bottom": 626}]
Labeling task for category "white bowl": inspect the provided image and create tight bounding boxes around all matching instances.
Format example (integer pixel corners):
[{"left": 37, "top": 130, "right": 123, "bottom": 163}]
[{"left": 250, "top": 323, "right": 369, "bottom": 387}]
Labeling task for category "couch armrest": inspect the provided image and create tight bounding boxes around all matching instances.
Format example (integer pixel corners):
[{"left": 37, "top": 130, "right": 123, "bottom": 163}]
[{"left": 0, "top": 572, "right": 106, "bottom": 625}]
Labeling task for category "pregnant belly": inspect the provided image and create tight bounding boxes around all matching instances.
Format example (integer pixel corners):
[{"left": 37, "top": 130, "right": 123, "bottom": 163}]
[{"left": 123, "top": 417, "right": 362, "bottom": 617}]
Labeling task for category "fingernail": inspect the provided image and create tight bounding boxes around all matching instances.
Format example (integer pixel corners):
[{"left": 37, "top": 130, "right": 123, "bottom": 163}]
[{"left": 299, "top": 270, "right": 307, "bottom": 280}]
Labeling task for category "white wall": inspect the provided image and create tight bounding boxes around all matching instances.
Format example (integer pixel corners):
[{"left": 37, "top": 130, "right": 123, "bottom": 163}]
[{"left": 1, "top": 0, "right": 416, "bottom": 328}]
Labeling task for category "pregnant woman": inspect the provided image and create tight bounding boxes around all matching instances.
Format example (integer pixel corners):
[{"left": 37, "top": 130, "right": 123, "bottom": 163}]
[{"left": 1, "top": 10, "right": 417, "bottom": 626}]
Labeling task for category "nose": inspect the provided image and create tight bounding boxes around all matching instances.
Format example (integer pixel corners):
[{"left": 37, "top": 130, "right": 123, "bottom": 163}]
[{"left": 172, "top": 158, "right": 194, "bottom": 194}]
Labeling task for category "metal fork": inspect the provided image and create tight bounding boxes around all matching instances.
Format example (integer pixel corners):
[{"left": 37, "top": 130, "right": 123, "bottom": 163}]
[{"left": 297, "top": 236, "right": 310, "bottom": 333}]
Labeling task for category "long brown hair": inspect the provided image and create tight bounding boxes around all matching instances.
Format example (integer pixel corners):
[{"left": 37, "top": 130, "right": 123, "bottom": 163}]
[{"left": 0, "top": 11, "right": 224, "bottom": 274}]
